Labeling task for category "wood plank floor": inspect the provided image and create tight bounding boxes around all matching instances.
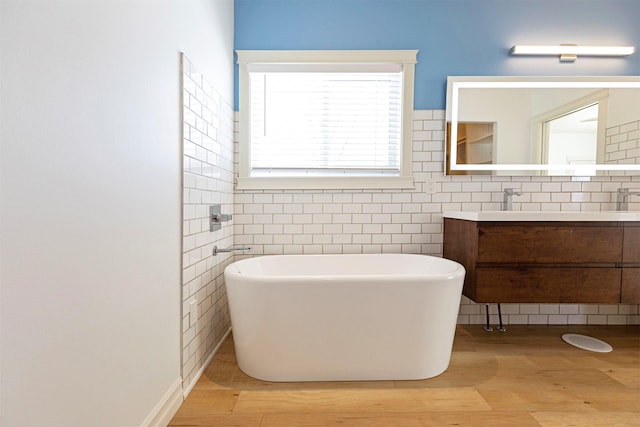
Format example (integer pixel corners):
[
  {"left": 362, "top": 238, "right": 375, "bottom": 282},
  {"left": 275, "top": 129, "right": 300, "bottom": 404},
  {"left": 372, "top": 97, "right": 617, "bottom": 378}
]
[{"left": 170, "top": 325, "right": 640, "bottom": 426}]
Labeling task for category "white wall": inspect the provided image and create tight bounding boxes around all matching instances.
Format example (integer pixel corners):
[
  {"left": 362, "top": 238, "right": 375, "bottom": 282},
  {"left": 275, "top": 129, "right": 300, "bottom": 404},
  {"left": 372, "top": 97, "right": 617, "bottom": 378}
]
[
  {"left": 0, "top": 1, "right": 233, "bottom": 426},
  {"left": 608, "top": 89, "right": 640, "bottom": 127}
]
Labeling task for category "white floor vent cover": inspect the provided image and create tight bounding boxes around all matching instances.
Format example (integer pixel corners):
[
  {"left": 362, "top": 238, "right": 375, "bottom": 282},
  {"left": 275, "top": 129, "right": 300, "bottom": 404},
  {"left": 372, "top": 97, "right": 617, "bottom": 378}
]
[{"left": 562, "top": 334, "right": 612, "bottom": 353}]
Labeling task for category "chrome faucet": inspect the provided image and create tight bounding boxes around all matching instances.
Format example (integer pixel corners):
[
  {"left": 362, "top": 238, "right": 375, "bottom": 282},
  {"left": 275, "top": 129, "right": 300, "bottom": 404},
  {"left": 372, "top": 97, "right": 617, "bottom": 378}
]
[
  {"left": 212, "top": 245, "right": 251, "bottom": 256},
  {"left": 616, "top": 188, "right": 640, "bottom": 211},
  {"left": 502, "top": 188, "right": 523, "bottom": 211}
]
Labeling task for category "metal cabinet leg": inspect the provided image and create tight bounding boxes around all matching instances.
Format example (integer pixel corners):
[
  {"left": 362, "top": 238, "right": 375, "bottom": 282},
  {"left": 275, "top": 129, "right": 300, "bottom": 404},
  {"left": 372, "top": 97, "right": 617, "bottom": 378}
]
[
  {"left": 483, "top": 303, "right": 494, "bottom": 332},
  {"left": 497, "top": 303, "right": 507, "bottom": 332}
]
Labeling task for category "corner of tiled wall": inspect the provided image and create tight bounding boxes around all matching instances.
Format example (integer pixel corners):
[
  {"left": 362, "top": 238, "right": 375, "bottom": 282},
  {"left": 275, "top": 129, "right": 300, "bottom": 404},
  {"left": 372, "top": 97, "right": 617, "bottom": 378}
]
[
  {"left": 233, "top": 109, "right": 640, "bottom": 326},
  {"left": 181, "top": 53, "right": 236, "bottom": 393}
]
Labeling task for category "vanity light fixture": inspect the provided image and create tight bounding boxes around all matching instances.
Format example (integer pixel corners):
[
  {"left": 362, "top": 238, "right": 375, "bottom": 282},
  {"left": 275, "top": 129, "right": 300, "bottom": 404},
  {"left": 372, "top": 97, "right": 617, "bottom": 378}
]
[{"left": 510, "top": 44, "right": 635, "bottom": 62}]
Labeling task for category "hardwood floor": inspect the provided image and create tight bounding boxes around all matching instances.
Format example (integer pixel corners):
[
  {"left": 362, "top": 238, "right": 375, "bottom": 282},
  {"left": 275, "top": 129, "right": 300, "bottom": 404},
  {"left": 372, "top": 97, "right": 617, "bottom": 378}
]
[{"left": 170, "top": 325, "right": 640, "bottom": 426}]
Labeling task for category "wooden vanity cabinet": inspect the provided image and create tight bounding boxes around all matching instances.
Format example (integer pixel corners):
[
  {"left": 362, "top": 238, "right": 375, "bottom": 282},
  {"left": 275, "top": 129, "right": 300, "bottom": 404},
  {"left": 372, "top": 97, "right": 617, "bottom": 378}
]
[
  {"left": 622, "top": 222, "right": 640, "bottom": 303},
  {"left": 443, "top": 219, "right": 640, "bottom": 304}
]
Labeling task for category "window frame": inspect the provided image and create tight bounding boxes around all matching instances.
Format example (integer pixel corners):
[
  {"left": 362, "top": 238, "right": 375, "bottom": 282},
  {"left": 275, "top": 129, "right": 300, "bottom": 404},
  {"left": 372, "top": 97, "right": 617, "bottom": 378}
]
[{"left": 236, "top": 50, "right": 418, "bottom": 190}]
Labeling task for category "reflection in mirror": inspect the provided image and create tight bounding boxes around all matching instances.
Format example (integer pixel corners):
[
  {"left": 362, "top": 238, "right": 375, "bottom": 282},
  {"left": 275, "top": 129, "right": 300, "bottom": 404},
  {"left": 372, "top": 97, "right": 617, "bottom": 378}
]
[
  {"left": 446, "top": 122, "right": 495, "bottom": 175},
  {"left": 545, "top": 104, "right": 598, "bottom": 175},
  {"left": 445, "top": 77, "right": 640, "bottom": 176}
]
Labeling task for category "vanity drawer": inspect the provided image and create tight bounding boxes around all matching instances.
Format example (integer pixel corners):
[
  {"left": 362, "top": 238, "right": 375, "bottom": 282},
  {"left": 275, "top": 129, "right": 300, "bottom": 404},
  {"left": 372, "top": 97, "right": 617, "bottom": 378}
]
[
  {"left": 474, "top": 267, "right": 621, "bottom": 303},
  {"left": 621, "top": 268, "right": 640, "bottom": 304},
  {"left": 477, "top": 224, "right": 622, "bottom": 263}
]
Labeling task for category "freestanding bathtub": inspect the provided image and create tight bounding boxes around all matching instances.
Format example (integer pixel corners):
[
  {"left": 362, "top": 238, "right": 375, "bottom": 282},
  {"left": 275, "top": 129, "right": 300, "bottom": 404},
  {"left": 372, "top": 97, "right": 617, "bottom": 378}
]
[{"left": 224, "top": 253, "right": 465, "bottom": 382}]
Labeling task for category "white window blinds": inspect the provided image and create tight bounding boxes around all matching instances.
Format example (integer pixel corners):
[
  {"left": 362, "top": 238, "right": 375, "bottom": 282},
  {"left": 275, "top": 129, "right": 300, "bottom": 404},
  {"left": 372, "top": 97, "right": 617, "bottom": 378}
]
[
  {"left": 236, "top": 50, "right": 417, "bottom": 190},
  {"left": 248, "top": 66, "right": 403, "bottom": 177}
]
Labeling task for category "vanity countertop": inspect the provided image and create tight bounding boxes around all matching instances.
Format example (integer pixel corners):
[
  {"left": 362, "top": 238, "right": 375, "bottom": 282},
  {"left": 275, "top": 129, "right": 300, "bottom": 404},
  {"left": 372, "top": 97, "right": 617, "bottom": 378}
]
[{"left": 443, "top": 211, "right": 640, "bottom": 222}]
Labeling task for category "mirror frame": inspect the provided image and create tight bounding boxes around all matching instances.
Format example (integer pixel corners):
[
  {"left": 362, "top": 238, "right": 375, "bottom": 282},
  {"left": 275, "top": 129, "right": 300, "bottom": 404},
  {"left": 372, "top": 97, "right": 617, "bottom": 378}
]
[{"left": 445, "top": 76, "right": 640, "bottom": 175}]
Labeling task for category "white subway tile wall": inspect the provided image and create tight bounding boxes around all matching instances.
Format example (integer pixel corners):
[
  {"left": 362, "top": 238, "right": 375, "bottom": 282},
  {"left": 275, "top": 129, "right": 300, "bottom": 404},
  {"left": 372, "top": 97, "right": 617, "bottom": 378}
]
[
  {"left": 606, "top": 120, "right": 640, "bottom": 168},
  {"left": 233, "top": 110, "right": 640, "bottom": 326},
  {"left": 181, "top": 55, "right": 235, "bottom": 391}
]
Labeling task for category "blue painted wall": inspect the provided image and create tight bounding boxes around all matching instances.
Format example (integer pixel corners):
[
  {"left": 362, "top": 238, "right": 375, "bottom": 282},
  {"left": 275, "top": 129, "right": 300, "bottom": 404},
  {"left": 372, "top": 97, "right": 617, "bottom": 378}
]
[{"left": 234, "top": 0, "right": 640, "bottom": 110}]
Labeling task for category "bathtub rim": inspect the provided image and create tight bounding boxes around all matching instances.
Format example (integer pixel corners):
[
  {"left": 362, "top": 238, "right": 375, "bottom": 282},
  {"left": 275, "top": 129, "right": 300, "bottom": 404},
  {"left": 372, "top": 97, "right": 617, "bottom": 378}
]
[{"left": 224, "top": 253, "right": 466, "bottom": 282}]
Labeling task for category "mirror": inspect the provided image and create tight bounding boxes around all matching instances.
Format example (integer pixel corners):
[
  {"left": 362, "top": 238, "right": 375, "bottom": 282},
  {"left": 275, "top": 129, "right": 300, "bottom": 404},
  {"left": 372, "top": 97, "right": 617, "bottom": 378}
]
[{"left": 445, "top": 76, "right": 640, "bottom": 176}]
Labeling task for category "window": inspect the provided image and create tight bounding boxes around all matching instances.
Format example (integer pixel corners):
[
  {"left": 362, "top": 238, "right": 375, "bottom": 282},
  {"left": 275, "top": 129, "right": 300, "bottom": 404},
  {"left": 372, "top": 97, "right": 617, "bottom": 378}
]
[{"left": 236, "top": 50, "right": 418, "bottom": 190}]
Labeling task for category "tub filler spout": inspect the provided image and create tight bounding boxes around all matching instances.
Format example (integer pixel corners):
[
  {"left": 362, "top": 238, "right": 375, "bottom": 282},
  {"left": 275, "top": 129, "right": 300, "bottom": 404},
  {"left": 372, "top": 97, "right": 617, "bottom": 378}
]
[{"left": 212, "top": 245, "right": 251, "bottom": 256}]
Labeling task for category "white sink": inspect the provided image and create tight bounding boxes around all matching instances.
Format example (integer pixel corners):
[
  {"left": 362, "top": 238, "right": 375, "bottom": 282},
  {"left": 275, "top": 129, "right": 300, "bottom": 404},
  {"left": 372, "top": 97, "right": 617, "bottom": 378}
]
[{"left": 443, "top": 211, "right": 640, "bottom": 222}]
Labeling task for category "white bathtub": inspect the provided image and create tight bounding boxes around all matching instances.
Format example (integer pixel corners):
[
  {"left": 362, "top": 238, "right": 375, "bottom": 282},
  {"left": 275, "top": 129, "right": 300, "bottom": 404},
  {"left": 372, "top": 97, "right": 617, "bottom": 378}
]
[{"left": 224, "top": 253, "right": 465, "bottom": 382}]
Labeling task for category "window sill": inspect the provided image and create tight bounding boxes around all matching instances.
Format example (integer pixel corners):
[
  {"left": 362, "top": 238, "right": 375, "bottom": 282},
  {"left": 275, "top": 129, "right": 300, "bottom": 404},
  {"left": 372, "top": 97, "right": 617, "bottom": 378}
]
[{"left": 236, "top": 176, "right": 415, "bottom": 190}]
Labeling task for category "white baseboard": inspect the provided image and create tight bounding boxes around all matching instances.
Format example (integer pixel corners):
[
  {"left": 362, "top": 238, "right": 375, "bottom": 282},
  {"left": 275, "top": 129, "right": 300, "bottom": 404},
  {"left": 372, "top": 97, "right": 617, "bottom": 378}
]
[
  {"left": 183, "top": 327, "right": 232, "bottom": 398},
  {"left": 141, "top": 377, "right": 183, "bottom": 427}
]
